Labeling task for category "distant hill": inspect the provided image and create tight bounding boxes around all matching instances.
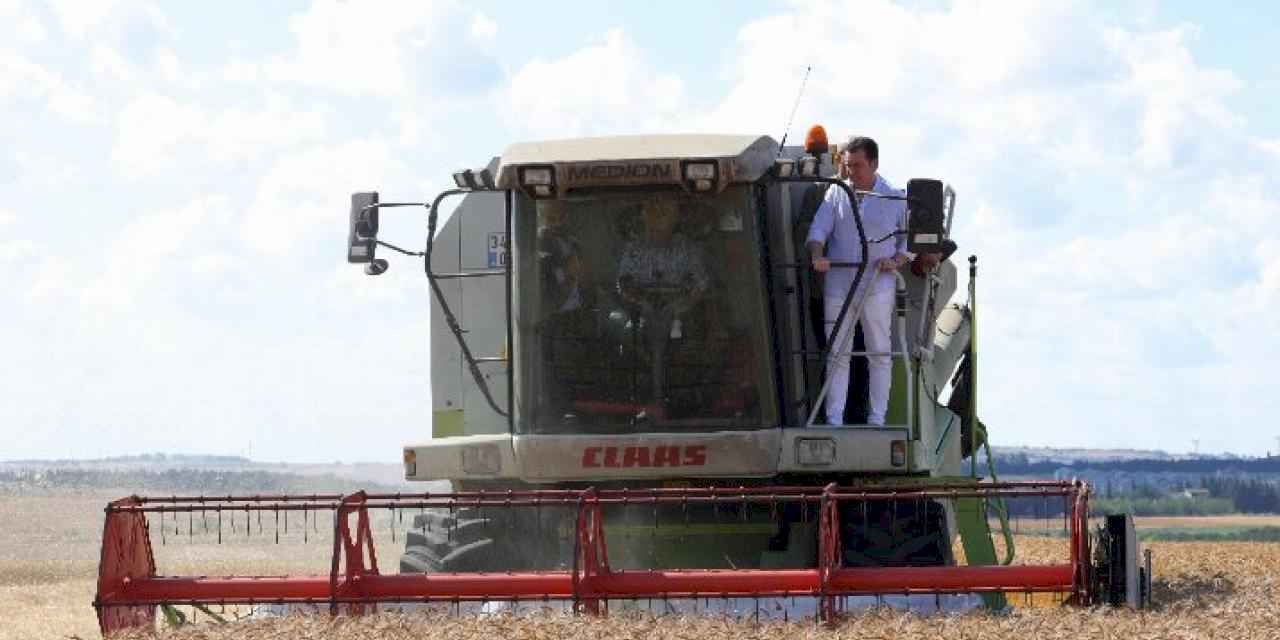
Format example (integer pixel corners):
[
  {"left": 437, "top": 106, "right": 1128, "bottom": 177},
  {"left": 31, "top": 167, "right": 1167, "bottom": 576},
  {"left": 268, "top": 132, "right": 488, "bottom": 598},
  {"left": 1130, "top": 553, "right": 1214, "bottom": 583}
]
[
  {"left": 0, "top": 453, "right": 410, "bottom": 489},
  {"left": 989, "top": 446, "right": 1246, "bottom": 465},
  {"left": 3, "top": 452, "right": 254, "bottom": 466}
]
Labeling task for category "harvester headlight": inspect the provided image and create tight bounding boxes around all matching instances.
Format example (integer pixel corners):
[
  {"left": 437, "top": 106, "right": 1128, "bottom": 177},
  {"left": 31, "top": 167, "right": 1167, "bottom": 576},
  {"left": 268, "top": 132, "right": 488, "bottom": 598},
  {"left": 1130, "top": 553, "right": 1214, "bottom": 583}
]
[
  {"left": 796, "top": 437, "right": 836, "bottom": 466},
  {"left": 798, "top": 156, "right": 820, "bottom": 177},
  {"left": 519, "top": 166, "right": 557, "bottom": 198},
  {"left": 471, "top": 167, "right": 495, "bottom": 189},
  {"left": 774, "top": 159, "right": 795, "bottom": 178},
  {"left": 681, "top": 160, "right": 718, "bottom": 192},
  {"left": 451, "top": 168, "right": 495, "bottom": 190},
  {"left": 684, "top": 162, "right": 716, "bottom": 181},
  {"left": 891, "top": 440, "right": 907, "bottom": 467},
  {"left": 520, "top": 167, "right": 554, "bottom": 186},
  {"left": 403, "top": 448, "right": 417, "bottom": 478}
]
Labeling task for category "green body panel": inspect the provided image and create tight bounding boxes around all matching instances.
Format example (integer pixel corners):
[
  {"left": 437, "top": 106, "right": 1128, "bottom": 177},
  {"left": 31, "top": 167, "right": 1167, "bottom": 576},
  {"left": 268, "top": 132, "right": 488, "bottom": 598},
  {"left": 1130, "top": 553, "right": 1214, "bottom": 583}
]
[
  {"left": 885, "top": 359, "right": 909, "bottom": 426},
  {"left": 432, "top": 410, "right": 465, "bottom": 438},
  {"left": 955, "top": 496, "right": 1008, "bottom": 610}
]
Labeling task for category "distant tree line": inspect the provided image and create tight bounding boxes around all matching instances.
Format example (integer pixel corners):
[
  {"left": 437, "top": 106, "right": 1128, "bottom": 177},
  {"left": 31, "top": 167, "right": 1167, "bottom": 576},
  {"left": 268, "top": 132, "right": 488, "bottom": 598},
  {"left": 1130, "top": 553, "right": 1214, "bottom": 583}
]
[
  {"left": 0, "top": 468, "right": 398, "bottom": 495},
  {"left": 991, "top": 475, "right": 1279, "bottom": 518},
  {"left": 994, "top": 453, "right": 1280, "bottom": 476},
  {"left": 1200, "top": 476, "right": 1280, "bottom": 513}
]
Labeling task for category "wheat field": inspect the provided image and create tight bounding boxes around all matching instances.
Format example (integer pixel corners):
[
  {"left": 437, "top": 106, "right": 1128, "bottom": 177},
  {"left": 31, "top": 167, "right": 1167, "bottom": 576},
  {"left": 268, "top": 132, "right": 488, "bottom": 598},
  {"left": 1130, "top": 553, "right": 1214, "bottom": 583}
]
[{"left": 4, "top": 492, "right": 1278, "bottom": 640}]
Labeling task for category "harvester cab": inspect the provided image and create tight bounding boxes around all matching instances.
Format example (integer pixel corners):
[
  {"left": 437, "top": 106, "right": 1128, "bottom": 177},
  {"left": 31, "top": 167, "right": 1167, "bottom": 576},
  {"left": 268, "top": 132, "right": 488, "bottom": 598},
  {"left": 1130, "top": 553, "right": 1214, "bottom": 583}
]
[{"left": 349, "top": 133, "right": 971, "bottom": 485}]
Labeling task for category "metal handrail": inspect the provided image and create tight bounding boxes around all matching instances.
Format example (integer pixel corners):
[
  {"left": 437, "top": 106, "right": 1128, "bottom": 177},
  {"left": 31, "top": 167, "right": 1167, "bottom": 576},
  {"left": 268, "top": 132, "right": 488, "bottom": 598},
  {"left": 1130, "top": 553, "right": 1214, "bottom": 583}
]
[{"left": 423, "top": 188, "right": 509, "bottom": 418}]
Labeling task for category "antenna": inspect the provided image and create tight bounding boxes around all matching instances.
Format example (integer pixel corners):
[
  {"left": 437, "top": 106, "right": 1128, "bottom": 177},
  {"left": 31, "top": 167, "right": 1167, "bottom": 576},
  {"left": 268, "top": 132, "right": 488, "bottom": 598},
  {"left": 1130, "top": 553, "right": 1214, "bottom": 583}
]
[{"left": 776, "top": 65, "right": 812, "bottom": 158}]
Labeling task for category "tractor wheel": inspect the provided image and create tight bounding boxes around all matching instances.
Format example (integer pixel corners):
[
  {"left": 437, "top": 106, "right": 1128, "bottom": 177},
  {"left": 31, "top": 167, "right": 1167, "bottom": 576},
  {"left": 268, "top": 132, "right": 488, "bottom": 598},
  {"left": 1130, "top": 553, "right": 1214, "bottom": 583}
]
[{"left": 399, "top": 506, "right": 570, "bottom": 573}]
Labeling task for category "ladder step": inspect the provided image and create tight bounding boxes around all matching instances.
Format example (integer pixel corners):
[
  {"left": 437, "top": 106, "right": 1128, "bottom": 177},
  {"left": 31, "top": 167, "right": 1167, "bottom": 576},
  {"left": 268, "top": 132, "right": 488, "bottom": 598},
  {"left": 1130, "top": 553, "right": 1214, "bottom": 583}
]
[{"left": 434, "top": 270, "right": 505, "bottom": 279}]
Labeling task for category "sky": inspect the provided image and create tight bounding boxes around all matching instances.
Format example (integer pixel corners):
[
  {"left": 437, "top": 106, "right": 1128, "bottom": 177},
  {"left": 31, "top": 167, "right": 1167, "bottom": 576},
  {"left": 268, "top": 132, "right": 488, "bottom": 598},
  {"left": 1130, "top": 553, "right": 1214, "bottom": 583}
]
[{"left": 2, "top": 0, "right": 1279, "bottom": 463}]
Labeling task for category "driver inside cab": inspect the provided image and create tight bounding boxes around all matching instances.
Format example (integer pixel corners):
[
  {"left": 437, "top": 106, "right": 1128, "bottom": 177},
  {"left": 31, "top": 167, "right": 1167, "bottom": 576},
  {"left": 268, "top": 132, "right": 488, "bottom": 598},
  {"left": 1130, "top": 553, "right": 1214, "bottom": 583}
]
[{"left": 615, "top": 197, "right": 711, "bottom": 415}]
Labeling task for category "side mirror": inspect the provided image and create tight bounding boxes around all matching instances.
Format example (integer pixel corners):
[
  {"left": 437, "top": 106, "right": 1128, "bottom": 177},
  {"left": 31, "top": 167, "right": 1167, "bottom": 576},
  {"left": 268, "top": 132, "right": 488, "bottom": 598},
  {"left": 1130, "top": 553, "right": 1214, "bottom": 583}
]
[
  {"left": 906, "top": 179, "right": 945, "bottom": 254},
  {"left": 347, "top": 191, "right": 379, "bottom": 263}
]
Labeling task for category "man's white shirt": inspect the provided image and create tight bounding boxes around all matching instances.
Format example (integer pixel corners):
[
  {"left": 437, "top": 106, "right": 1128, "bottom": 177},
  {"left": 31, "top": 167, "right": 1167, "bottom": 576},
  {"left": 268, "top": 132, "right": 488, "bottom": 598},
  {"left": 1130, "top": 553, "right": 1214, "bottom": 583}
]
[{"left": 806, "top": 174, "right": 909, "bottom": 297}]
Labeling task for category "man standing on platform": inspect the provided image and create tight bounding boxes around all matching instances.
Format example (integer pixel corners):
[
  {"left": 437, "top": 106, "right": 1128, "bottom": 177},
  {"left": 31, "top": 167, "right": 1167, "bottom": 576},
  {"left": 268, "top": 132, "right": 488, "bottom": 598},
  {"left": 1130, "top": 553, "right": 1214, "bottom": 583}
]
[{"left": 806, "top": 136, "right": 910, "bottom": 426}]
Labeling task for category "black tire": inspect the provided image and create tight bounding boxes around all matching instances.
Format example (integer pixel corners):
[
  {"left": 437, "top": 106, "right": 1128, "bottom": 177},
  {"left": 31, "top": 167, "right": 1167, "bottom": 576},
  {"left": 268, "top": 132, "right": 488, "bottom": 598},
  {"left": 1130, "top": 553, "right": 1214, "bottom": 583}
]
[{"left": 399, "top": 505, "right": 571, "bottom": 574}]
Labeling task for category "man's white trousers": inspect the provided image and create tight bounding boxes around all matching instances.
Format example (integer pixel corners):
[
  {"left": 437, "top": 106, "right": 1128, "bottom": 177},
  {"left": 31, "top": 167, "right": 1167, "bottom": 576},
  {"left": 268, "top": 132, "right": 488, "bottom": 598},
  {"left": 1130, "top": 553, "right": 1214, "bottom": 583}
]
[{"left": 823, "top": 287, "right": 894, "bottom": 426}]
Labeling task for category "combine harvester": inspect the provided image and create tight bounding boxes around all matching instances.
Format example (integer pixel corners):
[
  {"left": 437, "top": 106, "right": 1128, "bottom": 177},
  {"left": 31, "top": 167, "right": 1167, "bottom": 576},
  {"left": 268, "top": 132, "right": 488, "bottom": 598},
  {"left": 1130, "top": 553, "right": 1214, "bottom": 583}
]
[{"left": 94, "top": 128, "right": 1150, "bottom": 634}]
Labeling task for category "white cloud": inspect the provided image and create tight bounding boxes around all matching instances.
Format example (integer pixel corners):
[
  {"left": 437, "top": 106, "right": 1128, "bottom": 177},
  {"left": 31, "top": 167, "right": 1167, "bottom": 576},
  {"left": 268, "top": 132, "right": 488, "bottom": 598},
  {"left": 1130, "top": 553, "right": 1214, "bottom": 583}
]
[
  {"left": 1106, "top": 25, "right": 1243, "bottom": 170},
  {"left": 90, "top": 45, "right": 136, "bottom": 83},
  {"left": 264, "top": 1, "right": 445, "bottom": 96},
  {"left": 469, "top": 12, "right": 496, "bottom": 41},
  {"left": 242, "top": 138, "right": 408, "bottom": 255},
  {"left": 0, "top": 51, "right": 100, "bottom": 124},
  {"left": 219, "top": 58, "right": 260, "bottom": 85},
  {"left": 81, "top": 195, "right": 230, "bottom": 310},
  {"left": 47, "top": 0, "right": 172, "bottom": 40},
  {"left": 15, "top": 11, "right": 47, "bottom": 44},
  {"left": 112, "top": 93, "right": 329, "bottom": 177},
  {"left": 1254, "top": 138, "right": 1280, "bottom": 156},
  {"left": 0, "top": 238, "right": 38, "bottom": 263},
  {"left": 153, "top": 48, "right": 197, "bottom": 90},
  {"left": 501, "top": 28, "right": 685, "bottom": 138},
  {"left": 190, "top": 252, "right": 236, "bottom": 276},
  {"left": 22, "top": 256, "right": 77, "bottom": 303},
  {"left": 12, "top": 150, "right": 80, "bottom": 188},
  {"left": 47, "top": 0, "right": 125, "bottom": 39}
]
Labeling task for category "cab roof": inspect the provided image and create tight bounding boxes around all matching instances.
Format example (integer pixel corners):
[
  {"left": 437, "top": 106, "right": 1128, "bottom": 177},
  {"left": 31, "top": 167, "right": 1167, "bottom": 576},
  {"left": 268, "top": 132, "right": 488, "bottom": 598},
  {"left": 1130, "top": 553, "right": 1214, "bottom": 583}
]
[{"left": 494, "top": 134, "right": 780, "bottom": 189}]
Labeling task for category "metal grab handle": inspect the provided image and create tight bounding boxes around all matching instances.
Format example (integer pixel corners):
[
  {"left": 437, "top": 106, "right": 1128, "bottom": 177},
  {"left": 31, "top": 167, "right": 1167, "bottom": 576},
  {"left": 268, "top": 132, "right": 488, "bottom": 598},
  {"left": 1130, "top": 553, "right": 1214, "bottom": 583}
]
[
  {"left": 805, "top": 273, "right": 913, "bottom": 432},
  {"left": 772, "top": 261, "right": 866, "bottom": 269},
  {"left": 805, "top": 279, "right": 877, "bottom": 427},
  {"left": 424, "top": 188, "right": 510, "bottom": 418}
]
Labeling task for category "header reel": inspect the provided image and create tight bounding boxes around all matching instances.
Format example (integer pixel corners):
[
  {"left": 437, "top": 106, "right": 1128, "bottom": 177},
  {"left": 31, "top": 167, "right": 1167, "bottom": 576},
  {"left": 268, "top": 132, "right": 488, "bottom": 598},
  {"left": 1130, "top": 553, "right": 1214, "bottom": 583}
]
[{"left": 92, "top": 480, "right": 1153, "bottom": 636}]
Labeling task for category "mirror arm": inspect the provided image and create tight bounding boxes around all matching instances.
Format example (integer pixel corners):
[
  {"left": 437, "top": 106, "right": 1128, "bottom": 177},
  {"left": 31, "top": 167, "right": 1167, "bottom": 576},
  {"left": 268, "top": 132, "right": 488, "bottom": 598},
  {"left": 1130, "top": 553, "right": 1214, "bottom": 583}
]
[{"left": 375, "top": 240, "right": 425, "bottom": 257}]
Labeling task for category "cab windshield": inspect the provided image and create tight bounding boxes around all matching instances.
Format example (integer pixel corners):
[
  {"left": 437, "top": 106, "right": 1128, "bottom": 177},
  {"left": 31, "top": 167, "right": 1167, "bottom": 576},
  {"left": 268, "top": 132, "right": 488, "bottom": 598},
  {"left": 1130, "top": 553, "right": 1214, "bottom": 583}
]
[{"left": 512, "top": 186, "right": 777, "bottom": 434}]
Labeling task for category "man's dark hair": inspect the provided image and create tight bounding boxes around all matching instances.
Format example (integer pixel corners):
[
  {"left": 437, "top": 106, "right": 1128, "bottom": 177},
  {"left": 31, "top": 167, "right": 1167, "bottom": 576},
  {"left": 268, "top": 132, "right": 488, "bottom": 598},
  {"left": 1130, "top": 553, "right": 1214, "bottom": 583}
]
[{"left": 843, "top": 136, "right": 878, "bottom": 164}]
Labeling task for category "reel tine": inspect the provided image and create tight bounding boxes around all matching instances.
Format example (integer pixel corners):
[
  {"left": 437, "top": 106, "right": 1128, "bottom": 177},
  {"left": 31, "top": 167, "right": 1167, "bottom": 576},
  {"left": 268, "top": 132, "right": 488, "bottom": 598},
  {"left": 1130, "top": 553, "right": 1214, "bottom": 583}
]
[
  {"left": 652, "top": 495, "right": 659, "bottom": 567},
  {"left": 621, "top": 489, "right": 630, "bottom": 543},
  {"left": 682, "top": 492, "right": 689, "bottom": 546},
  {"left": 1041, "top": 493, "right": 1047, "bottom": 534},
  {"left": 217, "top": 507, "right": 222, "bottom": 545},
  {"left": 890, "top": 493, "right": 898, "bottom": 551},
  {"left": 1062, "top": 494, "right": 1068, "bottom": 534}
]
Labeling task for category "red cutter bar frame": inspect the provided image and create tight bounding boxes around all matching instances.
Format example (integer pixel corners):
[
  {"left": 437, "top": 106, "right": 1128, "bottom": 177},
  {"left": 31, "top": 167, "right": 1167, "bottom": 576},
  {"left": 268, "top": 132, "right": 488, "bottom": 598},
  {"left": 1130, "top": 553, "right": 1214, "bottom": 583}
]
[{"left": 95, "top": 481, "right": 1092, "bottom": 635}]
